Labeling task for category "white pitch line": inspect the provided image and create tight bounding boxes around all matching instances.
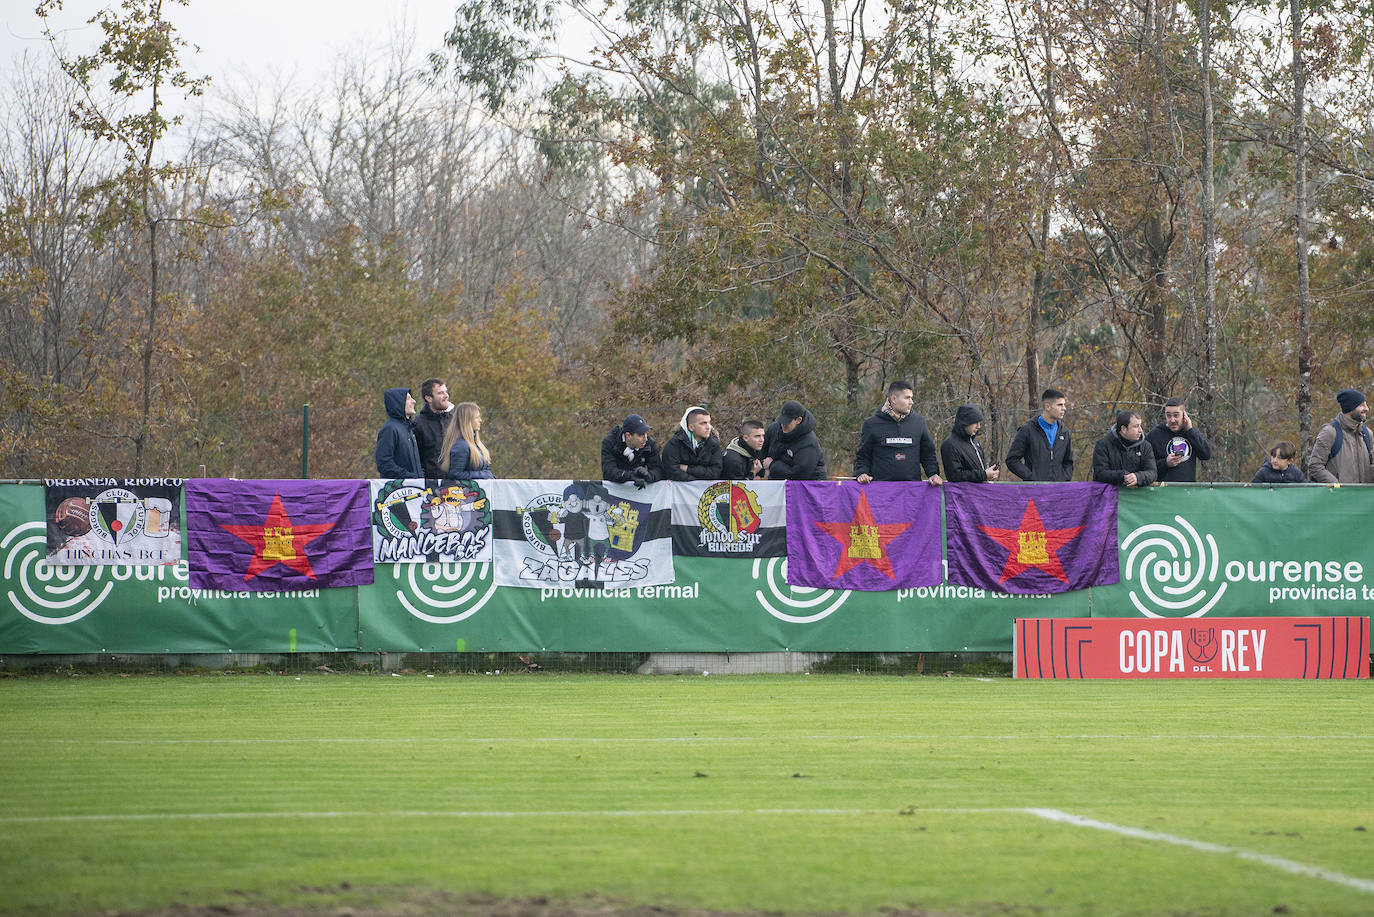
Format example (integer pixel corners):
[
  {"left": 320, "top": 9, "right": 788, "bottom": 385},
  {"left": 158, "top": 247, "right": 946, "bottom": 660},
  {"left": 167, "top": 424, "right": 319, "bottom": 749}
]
[
  {"left": 1024, "top": 808, "right": 1374, "bottom": 895},
  {"left": 6, "top": 804, "right": 1372, "bottom": 895}
]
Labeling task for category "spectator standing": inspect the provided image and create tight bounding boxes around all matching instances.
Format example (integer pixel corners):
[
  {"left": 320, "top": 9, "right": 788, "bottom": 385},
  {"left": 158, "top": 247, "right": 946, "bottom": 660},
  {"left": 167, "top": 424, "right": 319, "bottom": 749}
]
[
  {"left": 375, "top": 387, "right": 423, "bottom": 478},
  {"left": 1251, "top": 441, "right": 1307, "bottom": 484},
  {"left": 722, "top": 420, "right": 766, "bottom": 480},
  {"left": 762, "top": 401, "right": 828, "bottom": 480},
  {"left": 1306, "top": 389, "right": 1374, "bottom": 484},
  {"left": 940, "top": 403, "right": 999, "bottom": 483},
  {"left": 854, "top": 381, "right": 942, "bottom": 484},
  {"left": 414, "top": 378, "right": 456, "bottom": 478},
  {"left": 439, "top": 402, "right": 494, "bottom": 479},
  {"left": 661, "top": 406, "right": 724, "bottom": 481},
  {"left": 601, "top": 414, "right": 664, "bottom": 489},
  {"left": 1145, "top": 398, "right": 1213, "bottom": 482},
  {"left": 1006, "top": 389, "right": 1074, "bottom": 481},
  {"left": 1091, "top": 411, "right": 1157, "bottom": 488}
]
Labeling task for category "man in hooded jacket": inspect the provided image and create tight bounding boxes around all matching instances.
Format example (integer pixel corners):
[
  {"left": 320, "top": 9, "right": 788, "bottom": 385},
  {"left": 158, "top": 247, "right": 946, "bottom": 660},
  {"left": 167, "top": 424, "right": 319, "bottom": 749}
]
[
  {"left": 661, "top": 406, "right": 724, "bottom": 480},
  {"left": 854, "top": 381, "right": 941, "bottom": 483},
  {"left": 722, "top": 420, "right": 766, "bottom": 479},
  {"left": 762, "top": 401, "right": 828, "bottom": 480},
  {"left": 940, "top": 403, "right": 999, "bottom": 483},
  {"left": 375, "top": 387, "right": 423, "bottom": 478}
]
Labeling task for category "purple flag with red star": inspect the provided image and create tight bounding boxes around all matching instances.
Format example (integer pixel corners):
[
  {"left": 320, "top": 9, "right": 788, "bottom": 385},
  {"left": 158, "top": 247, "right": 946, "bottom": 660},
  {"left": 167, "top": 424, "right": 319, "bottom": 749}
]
[
  {"left": 784, "top": 481, "right": 942, "bottom": 591},
  {"left": 186, "top": 479, "right": 374, "bottom": 592},
  {"left": 944, "top": 482, "right": 1118, "bottom": 594}
]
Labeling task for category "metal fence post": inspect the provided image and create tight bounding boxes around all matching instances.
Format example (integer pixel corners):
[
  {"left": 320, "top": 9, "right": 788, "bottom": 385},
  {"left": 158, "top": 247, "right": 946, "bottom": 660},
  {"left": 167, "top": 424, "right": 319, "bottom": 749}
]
[{"left": 301, "top": 403, "right": 310, "bottom": 478}]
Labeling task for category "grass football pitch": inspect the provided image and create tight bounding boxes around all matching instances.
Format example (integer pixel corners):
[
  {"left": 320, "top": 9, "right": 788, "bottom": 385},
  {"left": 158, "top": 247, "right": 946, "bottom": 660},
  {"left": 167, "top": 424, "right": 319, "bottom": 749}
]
[{"left": 1, "top": 674, "right": 1372, "bottom": 916}]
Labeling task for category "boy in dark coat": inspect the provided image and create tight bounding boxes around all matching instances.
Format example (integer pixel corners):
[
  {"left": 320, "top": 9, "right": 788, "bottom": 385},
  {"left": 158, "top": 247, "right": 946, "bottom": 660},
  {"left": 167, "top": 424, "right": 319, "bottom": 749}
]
[{"left": 1251, "top": 441, "right": 1307, "bottom": 484}]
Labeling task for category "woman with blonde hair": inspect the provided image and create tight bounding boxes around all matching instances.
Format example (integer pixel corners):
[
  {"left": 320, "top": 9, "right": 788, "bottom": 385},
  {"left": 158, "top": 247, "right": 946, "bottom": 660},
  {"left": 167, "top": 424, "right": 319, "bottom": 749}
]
[{"left": 439, "top": 402, "right": 494, "bottom": 479}]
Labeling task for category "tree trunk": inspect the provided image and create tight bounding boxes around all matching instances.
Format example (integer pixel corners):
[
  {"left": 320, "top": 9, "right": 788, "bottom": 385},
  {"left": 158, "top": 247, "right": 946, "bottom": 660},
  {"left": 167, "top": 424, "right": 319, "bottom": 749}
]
[
  {"left": 1292, "top": 0, "right": 1313, "bottom": 455},
  {"left": 1199, "top": 0, "right": 1217, "bottom": 448}
]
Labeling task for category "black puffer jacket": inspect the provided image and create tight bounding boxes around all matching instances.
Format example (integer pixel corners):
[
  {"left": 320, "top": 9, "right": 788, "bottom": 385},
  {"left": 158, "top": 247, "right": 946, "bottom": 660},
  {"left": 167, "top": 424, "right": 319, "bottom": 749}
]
[
  {"left": 661, "top": 427, "right": 724, "bottom": 481},
  {"left": 854, "top": 408, "right": 939, "bottom": 481},
  {"left": 764, "top": 410, "right": 828, "bottom": 480},
  {"left": 600, "top": 426, "right": 664, "bottom": 484},
  {"left": 940, "top": 404, "right": 992, "bottom": 483},
  {"left": 1091, "top": 430, "right": 1157, "bottom": 487}
]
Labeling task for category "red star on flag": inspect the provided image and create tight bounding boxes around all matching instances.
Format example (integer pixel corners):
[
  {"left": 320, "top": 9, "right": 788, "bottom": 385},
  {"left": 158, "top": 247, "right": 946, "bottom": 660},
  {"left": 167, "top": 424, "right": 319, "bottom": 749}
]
[
  {"left": 812, "top": 488, "right": 912, "bottom": 580},
  {"left": 976, "top": 498, "right": 1083, "bottom": 583},
  {"left": 219, "top": 493, "right": 337, "bottom": 582}
]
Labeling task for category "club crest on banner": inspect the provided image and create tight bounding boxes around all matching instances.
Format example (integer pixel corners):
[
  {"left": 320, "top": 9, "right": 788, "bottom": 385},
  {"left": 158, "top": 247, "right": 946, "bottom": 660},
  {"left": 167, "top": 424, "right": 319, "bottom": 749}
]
[
  {"left": 696, "top": 482, "right": 763, "bottom": 553},
  {"left": 44, "top": 479, "right": 183, "bottom": 566},
  {"left": 370, "top": 479, "right": 492, "bottom": 563},
  {"left": 489, "top": 479, "right": 673, "bottom": 589},
  {"left": 515, "top": 482, "right": 649, "bottom": 583}
]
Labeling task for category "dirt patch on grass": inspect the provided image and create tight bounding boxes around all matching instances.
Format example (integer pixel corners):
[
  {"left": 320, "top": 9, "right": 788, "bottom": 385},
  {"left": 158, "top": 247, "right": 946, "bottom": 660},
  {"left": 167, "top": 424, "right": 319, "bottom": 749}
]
[{"left": 112, "top": 888, "right": 1008, "bottom": 917}]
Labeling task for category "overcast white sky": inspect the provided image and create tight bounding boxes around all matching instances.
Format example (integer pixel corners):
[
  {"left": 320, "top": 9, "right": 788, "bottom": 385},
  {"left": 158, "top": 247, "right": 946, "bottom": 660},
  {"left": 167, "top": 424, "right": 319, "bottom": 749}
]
[{"left": 2, "top": 0, "right": 462, "bottom": 99}]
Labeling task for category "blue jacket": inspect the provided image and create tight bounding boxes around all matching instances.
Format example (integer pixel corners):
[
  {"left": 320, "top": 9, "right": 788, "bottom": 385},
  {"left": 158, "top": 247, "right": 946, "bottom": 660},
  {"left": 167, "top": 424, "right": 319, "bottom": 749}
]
[
  {"left": 446, "top": 437, "right": 494, "bottom": 479},
  {"left": 375, "top": 388, "right": 422, "bottom": 478}
]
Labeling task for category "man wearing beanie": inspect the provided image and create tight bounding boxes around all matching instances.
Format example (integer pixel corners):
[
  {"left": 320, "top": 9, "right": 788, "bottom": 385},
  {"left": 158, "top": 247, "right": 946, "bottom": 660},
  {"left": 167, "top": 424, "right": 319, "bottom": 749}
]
[
  {"left": 1092, "top": 410, "right": 1157, "bottom": 488},
  {"left": 941, "top": 403, "right": 999, "bottom": 483},
  {"left": 761, "top": 400, "right": 828, "bottom": 480},
  {"left": 1145, "top": 397, "right": 1213, "bottom": 482},
  {"left": 1307, "top": 389, "right": 1374, "bottom": 484},
  {"left": 855, "top": 381, "right": 942, "bottom": 484}
]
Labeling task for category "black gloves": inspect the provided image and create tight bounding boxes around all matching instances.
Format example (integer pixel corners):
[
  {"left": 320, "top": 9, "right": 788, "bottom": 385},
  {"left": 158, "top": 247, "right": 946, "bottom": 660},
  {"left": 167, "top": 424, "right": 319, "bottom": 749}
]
[{"left": 631, "top": 466, "right": 651, "bottom": 489}]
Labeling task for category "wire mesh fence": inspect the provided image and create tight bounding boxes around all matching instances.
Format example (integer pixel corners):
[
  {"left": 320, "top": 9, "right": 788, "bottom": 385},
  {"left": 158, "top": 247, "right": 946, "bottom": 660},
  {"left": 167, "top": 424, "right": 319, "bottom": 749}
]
[{"left": 0, "top": 651, "right": 1014, "bottom": 677}]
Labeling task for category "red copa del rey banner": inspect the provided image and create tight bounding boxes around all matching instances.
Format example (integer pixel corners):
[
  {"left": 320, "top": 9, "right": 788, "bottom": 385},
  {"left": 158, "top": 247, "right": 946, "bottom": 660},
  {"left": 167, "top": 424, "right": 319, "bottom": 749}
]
[{"left": 1015, "top": 617, "right": 1369, "bottom": 679}]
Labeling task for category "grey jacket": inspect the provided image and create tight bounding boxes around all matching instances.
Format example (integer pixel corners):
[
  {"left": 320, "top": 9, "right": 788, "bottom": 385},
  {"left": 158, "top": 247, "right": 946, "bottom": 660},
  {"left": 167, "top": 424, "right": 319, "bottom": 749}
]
[{"left": 1307, "top": 413, "right": 1374, "bottom": 484}]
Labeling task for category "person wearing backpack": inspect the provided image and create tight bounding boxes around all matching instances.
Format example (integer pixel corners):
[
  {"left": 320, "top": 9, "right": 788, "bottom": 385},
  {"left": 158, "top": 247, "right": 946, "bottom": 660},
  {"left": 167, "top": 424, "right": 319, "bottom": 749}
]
[{"left": 1307, "top": 389, "right": 1374, "bottom": 484}]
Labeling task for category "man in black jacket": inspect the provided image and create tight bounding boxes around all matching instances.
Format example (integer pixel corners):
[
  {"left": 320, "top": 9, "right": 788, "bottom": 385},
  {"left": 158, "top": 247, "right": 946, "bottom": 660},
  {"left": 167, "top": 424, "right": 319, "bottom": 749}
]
[
  {"left": 940, "top": 403, "right": 999, "bottom": 483},
  {"left": 721, "top": 420, "right": 766, "bottom": 480},
  {"left": 1006, "top": 388, "right": 1074, "bottom": 481},
  {"left": 661, "top": 406, "right": 724, "bottom": 481},
  {"left": 762, "top": 401, "right": 828, "bottom": 480},
  {"left": 600, "top": 414, "right": 664, "bottom": 489},
  {"left": 414, "top": 378, "right": 455, "bottom": 478},
  {"left": 854, "top": 381, "right": 942, "bottom": 484},
  {"left": 1092, "top": 411, "right": 1156, "bottom": 488}
]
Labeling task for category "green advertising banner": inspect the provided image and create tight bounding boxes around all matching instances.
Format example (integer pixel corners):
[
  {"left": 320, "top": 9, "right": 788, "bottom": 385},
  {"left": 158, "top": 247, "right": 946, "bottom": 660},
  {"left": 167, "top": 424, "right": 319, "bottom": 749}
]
[
  {"left": 3, "top": 482, "right": 1371, "bottom": 655},
  {"left": 356, "top": 556, "right": 1087, "bottom": 653},
  {"left": 0, "top": 484, "right": 359, "bottom": 654},
  {"left": 1104, "top": 485, "right": 1374, "bottom": 619}
]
